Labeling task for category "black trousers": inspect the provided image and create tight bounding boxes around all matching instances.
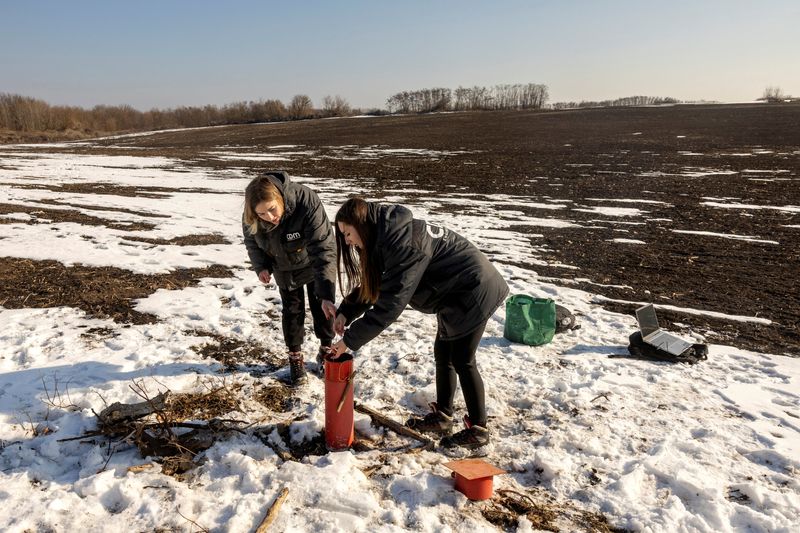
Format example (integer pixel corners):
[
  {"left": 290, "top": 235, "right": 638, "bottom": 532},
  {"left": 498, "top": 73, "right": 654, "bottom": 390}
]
[
  {"left": 434, "top": 318, "right": 489, "bottom": 427},
  {"left": 279, "top": 283, "right": 334, "bottom": 353}
]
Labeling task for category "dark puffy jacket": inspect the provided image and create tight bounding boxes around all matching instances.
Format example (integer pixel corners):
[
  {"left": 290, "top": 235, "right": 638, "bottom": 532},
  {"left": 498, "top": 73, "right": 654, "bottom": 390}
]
[
  {"left": 338, "top": 203, "right": 509, "bottom": 350},
  {"left": 242, "top": 171, "right": 336, "bottom": 301}
]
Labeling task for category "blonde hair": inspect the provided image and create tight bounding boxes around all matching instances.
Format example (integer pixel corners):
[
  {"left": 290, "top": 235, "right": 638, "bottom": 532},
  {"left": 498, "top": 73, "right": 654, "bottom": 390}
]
[{"left": 243, "top": 176, "right": 283, "bottom": 235}]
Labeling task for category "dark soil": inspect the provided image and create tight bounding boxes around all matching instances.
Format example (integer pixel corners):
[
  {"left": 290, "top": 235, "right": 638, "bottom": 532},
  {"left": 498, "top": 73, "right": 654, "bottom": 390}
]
[
  {"left": 121, "top": 234, "right": 230, "bottom": 246},
  {"left": 10, "top": 182, "right": 225, "bottom": 198},
  {"left": 0, "top": 202, "right": 158, "bottom": 231},
  {"left": 35, "top": 198, "right": 171, "bottom": 218},
  {"left": 0, "top": 258, "right": 232, "bottom": 324},
  {"left": 4, "top": 103, "right": 799, "bottom": 353}
]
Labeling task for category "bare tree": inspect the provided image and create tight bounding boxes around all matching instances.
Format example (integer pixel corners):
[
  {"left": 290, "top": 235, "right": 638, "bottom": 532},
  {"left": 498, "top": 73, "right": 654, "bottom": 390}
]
[
  {"left": 760, "top": 86, "right": 785, "bottom": 103},
  {"left": 288, "top": 94, "right": 314, "bottom": 119},
  {"left": 251, "top": 99, "right": 288, "bottom": 122},
  {"left": 321, "top": 95, "right": 352, "bottom": 117}
]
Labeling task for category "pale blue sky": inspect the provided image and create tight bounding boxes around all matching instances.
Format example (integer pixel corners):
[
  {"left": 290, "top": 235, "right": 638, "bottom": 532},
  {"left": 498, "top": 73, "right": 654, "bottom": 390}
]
[{"left": 1, "top": 0, "right": 798, "bottom": 110}]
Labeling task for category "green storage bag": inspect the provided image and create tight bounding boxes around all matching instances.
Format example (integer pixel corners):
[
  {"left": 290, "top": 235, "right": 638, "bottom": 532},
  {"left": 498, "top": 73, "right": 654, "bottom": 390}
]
[{"left": 504, "top": 295, "right": 557, "bottom": 346}]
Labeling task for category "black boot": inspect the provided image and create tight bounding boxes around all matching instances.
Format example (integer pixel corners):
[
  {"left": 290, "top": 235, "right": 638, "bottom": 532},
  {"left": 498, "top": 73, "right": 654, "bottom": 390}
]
[
  {"left": 288, "top": 352, "right": 307, "bottom": 386},
  {"left": 405, "top": 403, "right": 454, "bottom": 435},
  {"left": 440, "top": 416, "right": 490, "bottom": 449}
]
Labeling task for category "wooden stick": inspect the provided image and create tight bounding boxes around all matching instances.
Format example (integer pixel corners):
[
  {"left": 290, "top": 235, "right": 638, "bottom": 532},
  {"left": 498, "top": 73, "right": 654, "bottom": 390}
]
[
  {"left": 57, "top": 430, "right": 105, "bottom": 442},
  {"left": 127, "top": 463, "right": 155, "bottom": 473},
  {"left": 336, "top": 370, "right": 357, "bottom": 413},
  {"left": 354, "top": 403, "right": 434, "bottom": 448},
  {"left": 590, "top": 392, "right": 610, "bottom": 403},
  {"left": 255, "top": 487, "right": 289, "bottom": 533}
]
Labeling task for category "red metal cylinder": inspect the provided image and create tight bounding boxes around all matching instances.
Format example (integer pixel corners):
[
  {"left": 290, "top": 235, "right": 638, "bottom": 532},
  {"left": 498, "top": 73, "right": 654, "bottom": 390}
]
[
  {"left": 324, "top": 353, "right": 354, "bottom": 451},
  {"left": 454, "top": 473, "right": 494, "bottom": 500}
]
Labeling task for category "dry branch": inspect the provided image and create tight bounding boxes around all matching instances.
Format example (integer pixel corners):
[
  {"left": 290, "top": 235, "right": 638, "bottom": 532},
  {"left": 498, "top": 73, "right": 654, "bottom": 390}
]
[
  {"left": 354, "top": 403, "right": 434, "bottom": 449},
  {"left": 97, "top": 392, "right": 169, "bottom": 430},
  {"left": 127, "top": 463, "right": 155, "bottom": 473},
  {"left": 256, "top": 487, "right": 289, "bottom": 532}
]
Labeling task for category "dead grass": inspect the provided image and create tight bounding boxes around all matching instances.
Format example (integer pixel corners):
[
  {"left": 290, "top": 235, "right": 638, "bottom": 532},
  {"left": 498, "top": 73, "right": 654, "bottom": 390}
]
[
  {"left": 481, "top": 489, "right": 630, "bottom": 532},
  {"left": 193, "top": 332, "right": 282, "bottom": 371},
  {"left": 167, "top": 385, "right": 243, "bottom": 420},
  {"left": 254, "top": 385, "right": 294, "bottom": 412}
]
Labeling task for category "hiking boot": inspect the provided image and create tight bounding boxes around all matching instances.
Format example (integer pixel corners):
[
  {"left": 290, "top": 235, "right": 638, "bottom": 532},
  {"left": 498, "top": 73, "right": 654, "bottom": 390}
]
[
  {"left": 405, "top": 403, "right": 454, "bottom": 435},
  {"left": 440, "top": 416, "right": 490, "bottom": 449},
  {"left": 288, "top": 352, "right": 307, "bottom": 386},
  {"left": 316, "top": 345, "right": 332, "bottom": 377}
]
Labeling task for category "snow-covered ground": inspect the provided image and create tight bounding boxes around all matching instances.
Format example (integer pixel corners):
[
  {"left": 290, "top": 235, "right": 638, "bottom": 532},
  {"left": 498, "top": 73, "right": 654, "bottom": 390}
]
[{"left": 0, "top": 143, "right": 798, "bottom": 532}]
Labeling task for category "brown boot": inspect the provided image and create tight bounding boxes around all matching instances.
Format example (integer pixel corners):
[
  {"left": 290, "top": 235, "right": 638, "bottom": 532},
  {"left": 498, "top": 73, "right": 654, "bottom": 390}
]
[{"left": 288, "top": 351, "right": 307, "bottom": 386}]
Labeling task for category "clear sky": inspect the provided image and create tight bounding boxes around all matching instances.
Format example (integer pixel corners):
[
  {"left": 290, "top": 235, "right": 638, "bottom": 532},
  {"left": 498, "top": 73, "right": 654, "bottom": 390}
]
[{"left": 1, "top": 0, "right": 798, "bottom": 110}]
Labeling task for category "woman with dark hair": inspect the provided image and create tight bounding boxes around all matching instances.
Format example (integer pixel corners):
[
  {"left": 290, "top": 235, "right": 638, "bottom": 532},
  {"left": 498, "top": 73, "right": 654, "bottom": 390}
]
[
  {"left": 330, "top": 198, "right": 508, "bottom": 449},
  {"left": 243, "top": 172, "right": 337, "bottom": 386}
]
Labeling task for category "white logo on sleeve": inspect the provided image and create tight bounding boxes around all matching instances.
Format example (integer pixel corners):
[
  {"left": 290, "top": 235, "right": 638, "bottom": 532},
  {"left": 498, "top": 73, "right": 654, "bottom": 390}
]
[
  {"left": 425, "top": 223, "right": 445, "bottom": 239},
  {"left": 286, "top": 232, "right": 301, "bottom": 241}
]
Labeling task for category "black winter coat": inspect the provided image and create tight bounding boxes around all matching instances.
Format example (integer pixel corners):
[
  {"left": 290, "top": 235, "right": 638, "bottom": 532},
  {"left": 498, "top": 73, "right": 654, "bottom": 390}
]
[
  {"left": 242, "top": 172, "right": 336, "bottom": 301},
  {"left": 338, "top": 203, "right": 509, "bottom": 350}
]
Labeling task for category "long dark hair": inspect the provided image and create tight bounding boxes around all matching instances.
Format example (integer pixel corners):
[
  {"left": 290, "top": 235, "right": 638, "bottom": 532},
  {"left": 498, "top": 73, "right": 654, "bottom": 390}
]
[
  {"left": 243, "top": 176, "right": 283, "bottom": 235},
  {"left": 335, "top": 198, "right": 380, "bottom": 303}
]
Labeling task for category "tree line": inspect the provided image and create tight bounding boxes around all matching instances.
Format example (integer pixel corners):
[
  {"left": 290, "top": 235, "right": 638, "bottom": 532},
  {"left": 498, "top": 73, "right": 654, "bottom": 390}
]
[
  {"left": 551, "top": 95, "right": 680, "bottom": 109},
  {"left": 386, "top": 83, "right": 549, "bottom": 113},
  {"left": 9, "top": 84, "right": 785, "bottom": 139},
  {"left": 0, "top": 92, "right": 357, "bottom": 135}
]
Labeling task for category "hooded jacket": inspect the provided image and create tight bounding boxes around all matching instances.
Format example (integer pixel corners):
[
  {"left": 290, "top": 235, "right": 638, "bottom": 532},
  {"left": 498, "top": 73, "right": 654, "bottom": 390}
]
[
  {"left": 242, "top": 171, "right": 336, "bottom": 301},
  {"left": 338, "top": 202, "right": 509, "bottom": 350}
]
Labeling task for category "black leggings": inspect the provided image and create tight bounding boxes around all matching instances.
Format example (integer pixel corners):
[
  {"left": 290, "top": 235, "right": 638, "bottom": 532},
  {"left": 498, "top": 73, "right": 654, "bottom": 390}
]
[
  {"left": 434, "top": 319, "right": 489, "bottom": 427},
  {"left": 279, "top": 283, "right": 334, "bottom": 352}
]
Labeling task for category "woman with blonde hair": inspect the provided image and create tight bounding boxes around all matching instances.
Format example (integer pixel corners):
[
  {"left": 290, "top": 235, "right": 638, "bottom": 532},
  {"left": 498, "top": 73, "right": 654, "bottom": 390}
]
[
  {"left": 330, "top": 198, "right": 508, "bottom": 449},
  {"left": 243, "top": 171, "right": 337, "bottom": 385}
]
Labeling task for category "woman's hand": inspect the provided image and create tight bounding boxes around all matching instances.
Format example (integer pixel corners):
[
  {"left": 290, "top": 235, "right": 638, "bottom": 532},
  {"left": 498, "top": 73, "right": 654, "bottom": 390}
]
[
  {"left": 330, "top": 339, "right": 349, "bottom": 359},
  {"left": 333, "top": 314, "right": 347, "bottom": 336},
  {"left": 257, "top": 270, "right": 271, "bottom": 284},
  {"left": 321, "top": 299, "right": 336, "bottom": 320}
]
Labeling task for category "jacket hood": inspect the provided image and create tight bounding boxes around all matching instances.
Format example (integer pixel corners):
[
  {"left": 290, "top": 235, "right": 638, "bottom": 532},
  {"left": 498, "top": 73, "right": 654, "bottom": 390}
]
[
  {"left": 263, "top": 170, "right": 297, "bottom": 220},
  {"left": 367, "top": 202, "right": 413, "bottom": 249}
]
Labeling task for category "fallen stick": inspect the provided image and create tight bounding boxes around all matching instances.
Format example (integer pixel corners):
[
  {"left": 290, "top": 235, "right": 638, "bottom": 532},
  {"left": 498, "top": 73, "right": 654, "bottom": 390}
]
[
  {"left": 354, "top": 403, "right": 434, "bottom": 449},
  {"left": 590, "top": 392, "right": 610, "bottom": 403},
  {"left": 255, "top": 486, "right": 289, "bottom": 532},
  {"left": 57, "top": 430, "right": 105, "bottom": 442},
  {"left": 127, "top": 463, "right": 155, "bottom": 473}
]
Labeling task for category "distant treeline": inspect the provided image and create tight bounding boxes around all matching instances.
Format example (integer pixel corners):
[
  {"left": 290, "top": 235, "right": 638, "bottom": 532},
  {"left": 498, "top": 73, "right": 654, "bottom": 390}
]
[
  {"left": 386, "top": 83, "right": 549, "bottom": 113},
  {"left": 551, "top": 95, "right": 680, "bottom": 109},
  {"left": 3, "top": 88, "right": 736, "bottom": 141},
  {"left": 757, "top": 86, "right": 795, "bottom": 103},
  {"left": 0, "top": 92, "right": 358, "bottom": 134}
]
